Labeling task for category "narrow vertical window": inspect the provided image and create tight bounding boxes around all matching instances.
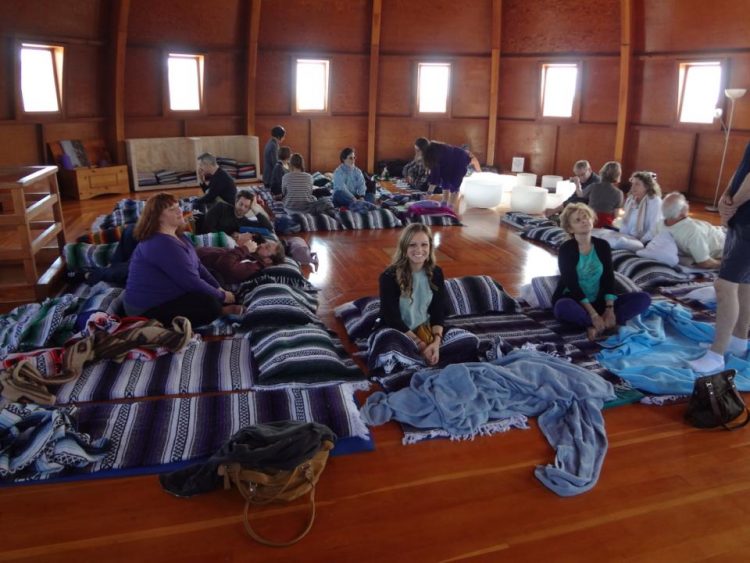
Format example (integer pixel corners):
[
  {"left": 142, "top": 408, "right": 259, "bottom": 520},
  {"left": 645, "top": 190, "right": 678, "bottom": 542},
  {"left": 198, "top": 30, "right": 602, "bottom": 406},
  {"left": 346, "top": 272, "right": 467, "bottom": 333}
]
[
  {"left": 418, "top": 62, "right": 451, "bottom": 113},
  {"left": 678, "top": 61, "right": 722, "bottom": 124},
  {"left": 20, "top": 44, "right": 63, "bottom": 112},
  {"left": 541, "top": 63, "right": 578, "bottom": 118},
  {"left": 167, "top": 54, "right": 203, "bottom": 111},
  {"left": 296, "top": 59, "right": 329, "bottom": 112}
]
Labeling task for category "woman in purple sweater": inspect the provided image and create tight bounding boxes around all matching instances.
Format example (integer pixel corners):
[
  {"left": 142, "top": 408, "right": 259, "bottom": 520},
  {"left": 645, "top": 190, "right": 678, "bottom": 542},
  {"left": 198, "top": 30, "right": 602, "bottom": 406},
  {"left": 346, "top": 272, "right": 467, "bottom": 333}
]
[
  {"left": 124, "top": 193, "right": 239, "bottom": 327},
  {"left": 420, "top": 138, "right": 481, "bottom": 209}
]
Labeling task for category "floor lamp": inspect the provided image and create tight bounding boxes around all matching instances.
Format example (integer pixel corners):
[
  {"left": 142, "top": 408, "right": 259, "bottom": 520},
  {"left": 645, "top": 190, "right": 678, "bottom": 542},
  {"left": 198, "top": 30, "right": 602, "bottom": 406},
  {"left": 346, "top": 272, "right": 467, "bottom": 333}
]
[{"left": 707, "top": 88, "right": 747, "bottom": 212}]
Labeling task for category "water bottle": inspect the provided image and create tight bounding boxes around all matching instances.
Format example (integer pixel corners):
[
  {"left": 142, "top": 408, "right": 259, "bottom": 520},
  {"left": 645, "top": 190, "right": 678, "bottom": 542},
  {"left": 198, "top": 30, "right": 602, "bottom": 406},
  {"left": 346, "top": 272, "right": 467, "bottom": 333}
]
[{"left": 382, "top": 166, "right": 389, "bottom": 181}]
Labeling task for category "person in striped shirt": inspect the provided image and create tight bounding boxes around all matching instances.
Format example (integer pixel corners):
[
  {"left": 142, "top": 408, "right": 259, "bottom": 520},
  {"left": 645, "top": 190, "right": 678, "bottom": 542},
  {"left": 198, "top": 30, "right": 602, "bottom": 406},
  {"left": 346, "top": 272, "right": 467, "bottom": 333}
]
[{"left": 282, "top": 153, "right": 336, "bottom": 216}]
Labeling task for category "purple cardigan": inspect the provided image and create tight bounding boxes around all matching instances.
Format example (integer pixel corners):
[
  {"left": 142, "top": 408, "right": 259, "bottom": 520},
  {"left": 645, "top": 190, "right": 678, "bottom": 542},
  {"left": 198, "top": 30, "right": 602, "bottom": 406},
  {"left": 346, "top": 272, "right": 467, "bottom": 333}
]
[{"left": 124, "top": 233, "right": 223, "bottom": 314}]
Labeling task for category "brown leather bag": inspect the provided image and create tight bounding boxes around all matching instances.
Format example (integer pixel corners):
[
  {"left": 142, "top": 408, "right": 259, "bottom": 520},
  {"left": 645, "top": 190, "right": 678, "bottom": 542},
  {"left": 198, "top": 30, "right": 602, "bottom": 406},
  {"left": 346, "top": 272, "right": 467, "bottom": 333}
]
[
  {"left": 684, "top": 369, "right": 750, "bottom": 430},
  {"left": 218, "top": 440, "right": 334, "bottom": 547}
]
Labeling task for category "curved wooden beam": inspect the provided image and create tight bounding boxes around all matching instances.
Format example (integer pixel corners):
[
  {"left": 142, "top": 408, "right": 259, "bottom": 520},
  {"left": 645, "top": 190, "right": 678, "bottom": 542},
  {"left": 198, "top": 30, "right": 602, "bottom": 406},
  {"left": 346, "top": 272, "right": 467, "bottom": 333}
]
[
  {"left": 486, "top": 0, "right": 502, "bottom": 167},
  {"left": 614, "top": 0, "right": 633, "bottom": 163},
  {"left": 367, "top": 0, "right": 382, "bottom": 173},
  {"left": 108, "top": 0, "right": 130, "bottom": 165}
]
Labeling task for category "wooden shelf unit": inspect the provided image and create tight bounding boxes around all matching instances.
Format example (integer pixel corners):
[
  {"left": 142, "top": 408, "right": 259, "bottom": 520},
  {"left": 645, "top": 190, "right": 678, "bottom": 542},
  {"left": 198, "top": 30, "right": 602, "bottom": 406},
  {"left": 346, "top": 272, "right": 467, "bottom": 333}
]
[
  {"left": 126, "top": 135, "right": 260, "bottom": 192},
  {"left": 0, "top": 166, "right": 67, "bottom": 312},
  {"left": 48, "top": 139, "right": 131, "bottom": 200}
]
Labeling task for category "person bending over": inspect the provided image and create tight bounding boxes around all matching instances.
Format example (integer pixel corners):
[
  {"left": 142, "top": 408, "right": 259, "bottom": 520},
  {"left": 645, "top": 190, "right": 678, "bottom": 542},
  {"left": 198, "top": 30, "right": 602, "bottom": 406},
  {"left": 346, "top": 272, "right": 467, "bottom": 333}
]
[
  {"left": 124, "top": 193, "right": 240, "bottom": 327},
  {"left": 689, "top": 140, "right": 750, "bottom": 373},
  {"left": 553, "top": 203, "right": 651, "bottom": 341},
  {"left": 402, "top": 137, "right": 430, "bottom": 191},
  {"left": 282, "top": 153, "right": 336, "bottom": 216},
  {"left": 194, "top": 152, "right": 237, "bottom": 212},
  {"left": 619, "top": 171, "right": 663, "bottom": 243},
  {"left": 421, "top": 139, "right": 481, "bottom": 210},
  {"left": 662, "top": 192, "right": 725, "bottom": 269},
  {"left": 201, "top": 189, "right": 274, "bottom": 241},
  {"left": 332, "top": 147, "right": 372, "bottom": 207},
  {"left": 378, "top": 223, "right": 446, "bottom": 365}
]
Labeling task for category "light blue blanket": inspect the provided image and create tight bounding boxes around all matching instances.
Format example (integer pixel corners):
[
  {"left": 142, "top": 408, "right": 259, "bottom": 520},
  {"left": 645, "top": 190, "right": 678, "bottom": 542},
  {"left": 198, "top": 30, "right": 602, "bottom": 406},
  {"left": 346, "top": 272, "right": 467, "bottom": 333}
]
[
  {"left": 361, "top": 350, "right": 615, "bottom": 496},
  {"left": 597, "top": 301, "right": 750, "bottom": 394}
]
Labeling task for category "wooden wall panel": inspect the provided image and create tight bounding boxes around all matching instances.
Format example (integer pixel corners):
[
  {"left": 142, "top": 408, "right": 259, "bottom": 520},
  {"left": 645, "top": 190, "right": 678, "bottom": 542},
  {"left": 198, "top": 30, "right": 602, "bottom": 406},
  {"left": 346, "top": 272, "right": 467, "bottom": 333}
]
[
  {"left": 430, "top": 120, "right": 488, "bottom": 165},
  {"left": 42, "top": 122, "right": 105, "bottom": 146},
  {"left": 184, "top": 118, "right": 243, "bottom": 137},
  {"left": 375, "top": 117, "right": 429, "bottom": 161},
  {"left": 501, "top": 0, "right": 619, "bottom": 54},
  {"left": 259, "top": 0, "right": 370, "bottom": 53},
  {"left": 0, "top": 124, "right": 40, "bottom": 165},
  {"left": 497, "top": 58, "right": 538, "bottom": 119},
  {"left": 124, "top": 120, "right": 182, "bottom": 139},
  {"left": 380, "top": 0, "right": 491, "bottom": 55},
  {"left": 728, "top": 54, "right": 750, "bottom": 132},
  {"left": 204, "top": 52, "right": 243, "bottom": 117},
  {"left": 452, "top": 58, "right": 491, "bottom": 118},
  {"left": 124, "top": 47, "right": 162, "bottom": 117},
  {"left": 254, "top": 116, "right": 311, "bottom": 172},
  {"left": 636, "top": 0, "right": 750, "bottom": 54},
  {"left": 628, "top": 128, "right": 695, "bottom": 192},
  {"left": 65, "top": 44, "right": 103, "bottom": 118},
  {"left": 0, "top": 39, "right": 14, "bottom": 120},
  {"left": 630, "top": 59, "right": 676, "bottom": 126},
  {"left": 127, "top": 0, "right": 242, "bottom": 47},
  {"left": 691, "top": 132, "right": 750, "bottom": 203},
  {"left": 555, "top": 124, "right": 617, "bottom": 176},
  {"left": 494, "top": 121, "right": 557, "bottom": 175},
  {"left": 580, "top": 58, "right": 619, "bottom": 124},
  {"left": 255, "top": 51, "right": 291, "bottom": 116},
  {"left": 310, "top": 117, "right": 368, "bottom": 173},
  {"left": 377, "top": 57, "right": 412, "bottom": 116},
  {"left": 330, "top": 54, "right": 369, "bottom": 116},
  {"left": 0, "top": 0, "right": 103, "bottom": 40}
]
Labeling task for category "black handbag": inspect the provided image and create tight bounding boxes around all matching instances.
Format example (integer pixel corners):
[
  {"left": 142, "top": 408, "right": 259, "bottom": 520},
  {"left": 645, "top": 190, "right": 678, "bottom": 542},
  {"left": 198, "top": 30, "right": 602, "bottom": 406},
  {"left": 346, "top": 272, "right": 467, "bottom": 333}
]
[{"left": 685, "top": 369, "right": 750, "bottom": 430}]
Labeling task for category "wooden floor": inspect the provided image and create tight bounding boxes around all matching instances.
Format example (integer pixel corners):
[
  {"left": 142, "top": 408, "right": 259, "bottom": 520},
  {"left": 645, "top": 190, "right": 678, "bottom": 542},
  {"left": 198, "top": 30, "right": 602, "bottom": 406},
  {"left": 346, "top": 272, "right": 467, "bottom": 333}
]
[{"left": 2, "top": 189, "right": 749, "bottom": 562}]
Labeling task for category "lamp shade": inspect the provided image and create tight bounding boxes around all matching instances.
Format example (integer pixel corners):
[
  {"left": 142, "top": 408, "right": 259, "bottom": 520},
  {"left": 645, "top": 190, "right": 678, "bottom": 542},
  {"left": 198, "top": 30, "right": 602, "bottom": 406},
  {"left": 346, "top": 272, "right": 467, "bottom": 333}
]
[{"left": 725, "top": 88, "right": 747, "bottom": 100}]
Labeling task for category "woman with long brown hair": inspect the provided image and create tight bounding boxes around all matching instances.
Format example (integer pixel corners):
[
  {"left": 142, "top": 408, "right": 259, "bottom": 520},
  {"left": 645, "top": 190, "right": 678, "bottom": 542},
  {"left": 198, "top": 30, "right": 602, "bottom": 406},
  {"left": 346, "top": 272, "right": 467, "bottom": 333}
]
[{"left": 124, "top": 193, "right": 239, "bottom": 327}]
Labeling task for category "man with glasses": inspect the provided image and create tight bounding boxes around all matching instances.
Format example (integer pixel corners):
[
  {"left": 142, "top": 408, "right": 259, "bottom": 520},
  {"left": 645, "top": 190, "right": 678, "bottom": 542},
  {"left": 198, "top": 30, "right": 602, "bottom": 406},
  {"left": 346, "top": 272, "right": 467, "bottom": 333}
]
[
  {"left": 544, "top": 160, "right": 601, "bottom": 218},
  {"left": 332, "top": 147, "right": 373, "bottom": 207}
]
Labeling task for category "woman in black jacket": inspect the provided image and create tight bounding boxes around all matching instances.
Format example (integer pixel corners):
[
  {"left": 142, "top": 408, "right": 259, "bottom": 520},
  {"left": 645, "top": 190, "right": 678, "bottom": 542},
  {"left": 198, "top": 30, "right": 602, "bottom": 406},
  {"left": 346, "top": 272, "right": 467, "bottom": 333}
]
[
  {"left": 379, "top": 223, "right": 445, "bottom": 365},
  {"left": 553, "top": 203, "right": 650, "bottom": 340}
]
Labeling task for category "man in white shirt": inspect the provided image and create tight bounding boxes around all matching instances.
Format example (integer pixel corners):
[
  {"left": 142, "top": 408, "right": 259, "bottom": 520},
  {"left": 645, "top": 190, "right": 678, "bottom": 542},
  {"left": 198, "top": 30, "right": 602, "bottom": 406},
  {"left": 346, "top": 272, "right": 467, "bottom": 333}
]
[{"left": 662, "top": 192, "right": 725, "bottom": 269}]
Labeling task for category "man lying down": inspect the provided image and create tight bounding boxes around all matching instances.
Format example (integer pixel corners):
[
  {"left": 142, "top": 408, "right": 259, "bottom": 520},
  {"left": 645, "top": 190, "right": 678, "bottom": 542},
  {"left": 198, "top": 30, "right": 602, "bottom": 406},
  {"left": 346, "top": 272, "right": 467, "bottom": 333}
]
[{"left": 196, "top": 235, "right": 285, "bottom": 286}]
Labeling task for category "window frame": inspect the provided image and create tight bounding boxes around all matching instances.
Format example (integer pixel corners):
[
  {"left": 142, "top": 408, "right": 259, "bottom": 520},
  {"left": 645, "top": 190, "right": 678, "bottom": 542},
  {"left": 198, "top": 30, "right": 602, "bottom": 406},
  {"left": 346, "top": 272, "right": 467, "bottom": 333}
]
[
  {"left": 163, "top": 52, "right": 206, "bottom": 115},
  {"left": 16, "top": 42, "right": 65, "bottom": 118},
  {"left": 675, "top": 59, "right": 724, "bottom": 129},
  {"left": 293, "top": 57, "right": 331, "bottom": 115},
  {"left": 538, "top": 61, "right": 582, "bottom": 122},
  {"left": 415, "top": 61, "right": 453, "bottom": 117}
]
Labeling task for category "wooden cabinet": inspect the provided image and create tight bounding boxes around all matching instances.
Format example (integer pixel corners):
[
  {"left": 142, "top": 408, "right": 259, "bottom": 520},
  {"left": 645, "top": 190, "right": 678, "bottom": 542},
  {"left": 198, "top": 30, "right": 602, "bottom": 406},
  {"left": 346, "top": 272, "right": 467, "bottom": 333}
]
[
  {"left": 58, "top": 165, "right": 130, "bottom": 200},
  {"left": 0, "top": 166, "right": 67, "bottom": 312},
  {"left": 126, "top": 135, "right": 260, "bottom": 191}
]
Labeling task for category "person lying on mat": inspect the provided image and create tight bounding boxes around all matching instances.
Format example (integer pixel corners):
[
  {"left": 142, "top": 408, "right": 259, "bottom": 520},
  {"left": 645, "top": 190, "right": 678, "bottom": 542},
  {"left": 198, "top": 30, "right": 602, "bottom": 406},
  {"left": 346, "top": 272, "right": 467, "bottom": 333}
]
[
  {"left": 378, "top": 223, "right": 446, "bottom": 365},
  {"left": 421, "top": 138, "right": 481, "bottom": 210},
  {"left": 662, "top": 192, "right": 725, "bottom": 269},
  {"left": 282, "top": 153, "right": 337, "bottom": 217},
  {"left": 199, "top": 189, "right": 274, "bottom": 242},
  {"left": 553, "top": 203, "right": 651, "bottom": 341},
  {"left": 196, "top": 237, "right": 285, "bottom": 285},
  {"left": 332, "top": 147, "right": 375, "bottom": 207},
  {"left": 124, "top": 192, "right": 242, "bottom": 327},
  {"left": 618, "top": 171, "right": 662, "bottom": 243}
]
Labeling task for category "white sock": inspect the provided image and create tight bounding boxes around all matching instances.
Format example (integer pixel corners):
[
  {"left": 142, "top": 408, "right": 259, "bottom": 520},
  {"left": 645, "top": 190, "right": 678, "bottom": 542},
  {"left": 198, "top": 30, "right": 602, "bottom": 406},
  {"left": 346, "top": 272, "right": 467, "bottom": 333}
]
[
  {"left": 727, "top": 335, "right": 748, "bottom": 357},
  {"left": 688, "top": 350, "right": 725, "bottom": 374}
]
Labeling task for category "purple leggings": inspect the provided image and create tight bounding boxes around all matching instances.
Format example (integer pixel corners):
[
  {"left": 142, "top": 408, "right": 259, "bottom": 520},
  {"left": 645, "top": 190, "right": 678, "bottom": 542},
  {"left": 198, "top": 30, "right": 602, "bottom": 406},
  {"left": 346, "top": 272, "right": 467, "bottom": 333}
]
[{"left": 553, "top": 292, "right": 651, "bottom": 327}]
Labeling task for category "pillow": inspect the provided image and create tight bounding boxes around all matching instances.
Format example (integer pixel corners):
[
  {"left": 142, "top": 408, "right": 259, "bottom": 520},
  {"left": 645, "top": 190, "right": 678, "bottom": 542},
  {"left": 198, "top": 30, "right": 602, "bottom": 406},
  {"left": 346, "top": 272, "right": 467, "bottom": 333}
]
[
  {"left": 501, "top": 212, "right": 555, "bottom": 230},
  {"left": 287, "top": 211, "right": 340, "bottom": 232},
  {"left": 520, "top": 225, "right": 568, "bottom": 249},
  {"left": 522, "top": 272, "right": 641, "bottom": 310},
  {"left": 611, "top": 249, "right": 692, "bottom": 290},
  {"left": 592, "top": 228, "right": 644, "bottom": 251},
  {"left": 405, "top": 214, "right": 462, "bottom": 227},
  {"left": 64, "top": 242, "right": 119, "bottom": 271},
  {"left": 444, "top": 275, "right": 518, "bottom": 316},
  {"left": 240, "top": 284, "right": 319, "bottom": 329},
  {"left": 338, "top": 208, "right": 403, "bottom": 230},
  {"left": 250, "top": 326, "right": 364, "bottom": 384},
  {"left": 636, "top": 231, "right": 679, "bottom": 267},
  {"left": 237, "top": 260, "right": 315, "bottom": 294},
  {"left": 185, "top": 231, "right": 232, "bottom": 248},
  {"left": 334, "top": 296, "right": 381, "bottom": 340}
]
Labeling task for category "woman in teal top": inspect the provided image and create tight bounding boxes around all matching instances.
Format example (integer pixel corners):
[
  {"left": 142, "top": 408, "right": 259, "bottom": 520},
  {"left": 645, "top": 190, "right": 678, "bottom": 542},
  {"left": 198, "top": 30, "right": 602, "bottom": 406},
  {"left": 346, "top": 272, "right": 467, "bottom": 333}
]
[{"left": 552, "top": 203, "right": 650, "bottom": 340}]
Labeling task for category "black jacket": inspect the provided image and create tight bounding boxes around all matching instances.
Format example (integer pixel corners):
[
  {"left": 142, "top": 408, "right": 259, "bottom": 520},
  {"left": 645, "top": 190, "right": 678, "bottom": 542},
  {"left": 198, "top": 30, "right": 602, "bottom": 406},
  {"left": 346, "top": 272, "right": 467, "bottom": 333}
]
[
  {"left": 378, "top": 265, "right": 446, "bottom": 332},
  {"left": 552, "top": 236, "right": 615, "bottom": 306},
  {"left": 195, "top": 167, "right": 237, "bottom": 209}
]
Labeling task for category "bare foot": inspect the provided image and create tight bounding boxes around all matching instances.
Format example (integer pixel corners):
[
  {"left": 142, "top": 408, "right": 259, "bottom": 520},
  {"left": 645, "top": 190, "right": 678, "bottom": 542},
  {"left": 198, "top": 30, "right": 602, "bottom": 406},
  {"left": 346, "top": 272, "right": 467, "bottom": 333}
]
[
  {"left": 222, "top": 305, "right": 244, "bottom": 316},
  {"left": 586, "top": 327, "right": 599, "bottom": 341}
]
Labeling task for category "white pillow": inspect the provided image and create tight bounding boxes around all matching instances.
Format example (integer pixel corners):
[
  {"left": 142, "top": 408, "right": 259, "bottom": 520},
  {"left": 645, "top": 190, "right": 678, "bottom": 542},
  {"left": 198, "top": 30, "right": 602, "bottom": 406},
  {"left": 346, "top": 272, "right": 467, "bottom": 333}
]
[
  {"left": 592, "top": 228, "right": 644, "bottom": 251},
  {"left": 636, "top": 231, "right": 679, "bottom": 267}
]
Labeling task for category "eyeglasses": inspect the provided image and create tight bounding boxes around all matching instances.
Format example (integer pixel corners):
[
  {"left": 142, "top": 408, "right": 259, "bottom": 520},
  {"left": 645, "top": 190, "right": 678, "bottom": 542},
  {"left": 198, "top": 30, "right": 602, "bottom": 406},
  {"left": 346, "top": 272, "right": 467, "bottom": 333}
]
[{"left": 346, "top": 156, "right": 356, "bottom": 161}]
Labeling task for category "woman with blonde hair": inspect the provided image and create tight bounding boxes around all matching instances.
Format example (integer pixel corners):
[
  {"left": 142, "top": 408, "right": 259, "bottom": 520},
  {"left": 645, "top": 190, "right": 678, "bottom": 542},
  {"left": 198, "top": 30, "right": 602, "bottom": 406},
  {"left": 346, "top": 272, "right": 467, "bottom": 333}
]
[
  {"left": 125, "top": 193, "right": 240, "bottom": 327},
  {"left": 553, "top": 203, "right": 650, "bottom": 340},
  {"left": 378, "top": 223, "right": 446, "bottom": 365},
  {"left": 619, "top": 171, "right": 663, "bottom": 243}
]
